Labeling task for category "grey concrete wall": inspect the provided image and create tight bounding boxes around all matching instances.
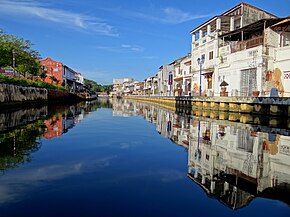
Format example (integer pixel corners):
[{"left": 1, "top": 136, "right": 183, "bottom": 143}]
[{"left": 0, "top": 84, "right": 47, "bottom": 103}]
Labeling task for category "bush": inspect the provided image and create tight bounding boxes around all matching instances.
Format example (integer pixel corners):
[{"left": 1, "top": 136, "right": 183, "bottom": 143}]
[{"left": 0, "top": 74, "right": 65, "bottom": 90}]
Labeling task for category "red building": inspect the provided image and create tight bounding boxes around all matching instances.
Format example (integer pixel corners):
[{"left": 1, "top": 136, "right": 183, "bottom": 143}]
[
  {"left": 40, "top": 57, "right": 84, "bottom": 93},
  {"left": 40, "top": 57, "right": 63, "bottom": 86}
]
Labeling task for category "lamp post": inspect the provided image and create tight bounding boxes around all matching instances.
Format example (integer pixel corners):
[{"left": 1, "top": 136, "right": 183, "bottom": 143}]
[
  {"left": 12, "top": 49, "right": 16, "bottom": 76},
  {"left": 197, "top": 56, "right": 205, "bottom": 96}
]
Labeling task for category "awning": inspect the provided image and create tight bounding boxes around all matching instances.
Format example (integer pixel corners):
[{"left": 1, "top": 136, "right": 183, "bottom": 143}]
[
  {"left": 202, "top": 71, "right": 213, "bottom": 76},
  {"left": 174, "top": 77, "right": 183, "bottom": 81}
]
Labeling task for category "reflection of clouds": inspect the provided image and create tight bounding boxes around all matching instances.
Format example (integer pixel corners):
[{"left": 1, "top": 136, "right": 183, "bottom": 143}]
[
  {"left": 159, "top": 170, "right": 185, "bottom": 183},
  {"left": 120, "top": 143, "right": 130, "bottom": 149},
  {"left": 101, "top": 169, "right": 184, "bottom": 184},
  {"left": 0, "top": 155, "right": 117, "bottom": 204},
  {"left": 91, "top": 155, "right": 117, "bottom": 168},
  {"left": 0, "top": 185, "right": 20, "bottom": 204},
  {"left": 120, "top": 140, "right": 143, "bottom": 149}
]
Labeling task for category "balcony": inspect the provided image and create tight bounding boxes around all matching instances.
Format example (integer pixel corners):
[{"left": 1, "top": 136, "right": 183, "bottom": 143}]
[{"left": 230, "top": 36, "right": 264, "bottom": 53}]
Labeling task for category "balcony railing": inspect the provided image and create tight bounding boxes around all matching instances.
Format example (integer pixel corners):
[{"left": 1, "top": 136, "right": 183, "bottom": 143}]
[{"left": 231, "top": 36, "right": 264, "bottom": 53}]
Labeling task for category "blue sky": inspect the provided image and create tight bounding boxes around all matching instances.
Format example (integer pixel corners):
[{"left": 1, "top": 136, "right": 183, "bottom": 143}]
[{"left": 0, "top": 0, "right": 289, "bottom": 84}]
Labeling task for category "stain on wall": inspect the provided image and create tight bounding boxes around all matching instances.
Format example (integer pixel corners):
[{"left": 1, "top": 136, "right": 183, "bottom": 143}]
[{"left": 266, "top": 68, "right": 285, "bottom": 96}]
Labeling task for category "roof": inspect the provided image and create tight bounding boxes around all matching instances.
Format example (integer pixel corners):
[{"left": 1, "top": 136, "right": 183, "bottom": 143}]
[
  {"left": 271, "top": 16, "right": 290, "bottom": 28},
  {"left": 190, "top": 16, "right": 218, "bottom": 34},
  {"left": 222, "top": 2, "right": 277, "bottom": 18},
  {"left": 220, "top": 80, "right": 229, "bottom": 86},
  {"left": 190, "top": 2, "right": 277, "bottom": 34},
  {"left": 219, "top": 18, "right": 282, "bottom": 38}
]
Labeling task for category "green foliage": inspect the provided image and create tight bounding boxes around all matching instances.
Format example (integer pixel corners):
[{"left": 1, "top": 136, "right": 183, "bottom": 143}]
[
  {"left": 84, "top": 78, "right": 113, "bottom": 94},
  {"left": 0, "top": 29, "right": 109, "bottom": 89},
  {"left": 0, "top": 121, "right": 45, "bottom": 171},
  {"left": 0, "top": 74, "right": 65, "bottom": 90},
  {"left": 0, "top": 29, "right": 42, "bottom": 76}
]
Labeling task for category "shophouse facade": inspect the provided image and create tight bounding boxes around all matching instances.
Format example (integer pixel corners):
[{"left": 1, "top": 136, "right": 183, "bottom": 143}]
[
  {"left": 190, "top": 2, "right": 277, "bottom": 97},
  {"left": 157, "top": 63, "right": 174, "bottom": 96},
  {"left": 41, "top": 57, "right": 81, "bottom": 93},
  {"left": 112, "top": 3, "right": 289, "bottom": 98}
]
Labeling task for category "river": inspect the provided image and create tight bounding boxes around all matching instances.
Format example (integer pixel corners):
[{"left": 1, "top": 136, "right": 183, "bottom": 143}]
[{"left": 0, "top": 98, "right": 289, "bottom": 217}]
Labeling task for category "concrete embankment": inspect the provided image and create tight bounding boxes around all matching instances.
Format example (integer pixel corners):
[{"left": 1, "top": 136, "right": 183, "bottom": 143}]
[
  {"left": 0, "top": 83, "right": 84, "bottom": 110},
  {"left": 0, "top": 83, "right": 47, "bottom": 103},
  {"left": 125, "top": 96, "right": 176, "bottom": 111},
  {"left": 124, "top": 95, "right": 290, "bottom": 117},
  {"left": 47, "top": 89, "right": 83, "bottom": 104}
]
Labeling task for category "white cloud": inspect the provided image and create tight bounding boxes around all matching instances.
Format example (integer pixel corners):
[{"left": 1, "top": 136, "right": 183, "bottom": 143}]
[
  {"left": 102, "top": 6, "right": 211, "bottom": 24},
  {"left": 0, "top": 0, "right": 118, "bottom": 36},
  {"left": 95, "top": 44, "right": 144, "bottom": 53},
  {"left": 162, "top": 7, "right": 209, "bottom": 24}
]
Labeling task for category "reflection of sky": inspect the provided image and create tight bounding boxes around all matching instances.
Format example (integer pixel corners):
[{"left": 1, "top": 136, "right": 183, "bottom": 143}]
[
  {"left": 0, "top": 155, "right": 117, "bottom": 204},
  {"left": 0, "top": 108, "right": 191, "bottom": 217},
  {"left": 0, "top": 106, "right": 289, "bottom": 217}
]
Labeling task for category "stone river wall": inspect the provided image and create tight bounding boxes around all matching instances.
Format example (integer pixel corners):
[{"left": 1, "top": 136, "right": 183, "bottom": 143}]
[
  {"left": 0, "top": 84, "right": 84, "bottom": 106},
  {"left": 0, "top": 83, "right": 47, "bottom": 103}
]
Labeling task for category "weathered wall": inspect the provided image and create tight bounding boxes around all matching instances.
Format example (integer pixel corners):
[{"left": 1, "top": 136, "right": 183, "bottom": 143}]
[
  {"left": 47, "top": 89, "right": 83, "bottom": 102},
  {"left": 0, "top": 84, "right": 47, "bottom": 103},
  {"left": 47, "top": 89, "right": 69, "bottom": 101}
]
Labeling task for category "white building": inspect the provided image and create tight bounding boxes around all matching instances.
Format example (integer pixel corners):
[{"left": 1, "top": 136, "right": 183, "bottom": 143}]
[
  {"left": 75, "top": 72, "right": 84, "bottom": 92},
  {"left": 190, "top": 2, "right": 277, "bottom": 97},
  {"left": 112, "top": 78, "right": 134, "bottom": 96},
  {"left": 63, "top": 65, "right": 77, "bottom": 93},
  {"left": 271, "top": 18, "right": 290, "bottom": 97},
  {"left": 217, "top": 19, "right": 282, "bottom": 97},
  {"left": 157, "top": 63, "right": 174, "bottom": 96},
  {"left": 180, "top": 54, "right": 192, "bottom": 96}
]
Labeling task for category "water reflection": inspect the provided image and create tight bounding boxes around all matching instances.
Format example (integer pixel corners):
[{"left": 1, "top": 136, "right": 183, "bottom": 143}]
[
  {"left": 112, "top": 99, "right": 290, "bottom": 209},
  {"left": 0, "top": 98, "right": 289, "bottom": 213},
  {"left": 0, "top": 99, "right": 111, "bottom": 172}
]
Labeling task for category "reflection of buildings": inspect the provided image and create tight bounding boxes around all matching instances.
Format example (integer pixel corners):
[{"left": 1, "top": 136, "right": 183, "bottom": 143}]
[
  {"left": 112, "top": 99, "right": 142, "bottom": 117},
  {"left": 44, "top": 114, "right": 63, "bottom": 139},
  {"left": 187, "top": 119, "right": 290, "bottom": 209},
  {"left": 0, "top": 100, "right": 108, "bottom": 173},
  {"left": 43, "top": 102, "right": 97, "bottom": 139},
  {"left": 111, "top": 99, "right": 290, "bottom": 209}
]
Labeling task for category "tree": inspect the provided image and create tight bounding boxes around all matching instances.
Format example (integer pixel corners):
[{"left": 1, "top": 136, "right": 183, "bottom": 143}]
[
  {"left": 50, "top": 75, "right": 59, "bottom": 85},
  {"left": 0, "top": 29, "right": 42, "bottom": 76},
  {"left": 84, "top": 78, "right": 113, "bottom": 94}
]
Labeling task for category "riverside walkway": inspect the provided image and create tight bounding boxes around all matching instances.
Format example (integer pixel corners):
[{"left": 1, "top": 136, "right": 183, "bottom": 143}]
[{"left": 125, "top": 96, "right": 290, "bottom": 117}]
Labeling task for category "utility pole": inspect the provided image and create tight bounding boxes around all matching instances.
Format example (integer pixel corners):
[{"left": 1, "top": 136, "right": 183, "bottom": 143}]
[{"left": 12, "top": 49, "right": 16, "bottom": 76}]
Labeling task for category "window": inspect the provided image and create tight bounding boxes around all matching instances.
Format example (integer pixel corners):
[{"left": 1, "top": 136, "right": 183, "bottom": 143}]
[
  {"left": 206, "top": 154, "right": 209, "bottom": 161},
  {"left": 209, "top": 51, "right": 213, "bottom": 60},
  {"left": 240, "top": 68, "right": 257, "bottom": 96}
]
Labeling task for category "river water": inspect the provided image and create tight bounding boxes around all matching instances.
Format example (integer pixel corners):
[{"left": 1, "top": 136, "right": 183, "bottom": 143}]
[{"left": 0, "top": 98, "right": 289, "bottom": 217}]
